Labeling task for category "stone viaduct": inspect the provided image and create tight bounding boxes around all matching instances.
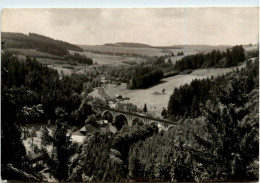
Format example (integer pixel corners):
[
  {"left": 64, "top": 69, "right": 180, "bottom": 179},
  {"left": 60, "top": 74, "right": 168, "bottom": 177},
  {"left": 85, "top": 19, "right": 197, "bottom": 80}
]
[{"left": 93, "top": 105, "right": 176, "bottom": 131}]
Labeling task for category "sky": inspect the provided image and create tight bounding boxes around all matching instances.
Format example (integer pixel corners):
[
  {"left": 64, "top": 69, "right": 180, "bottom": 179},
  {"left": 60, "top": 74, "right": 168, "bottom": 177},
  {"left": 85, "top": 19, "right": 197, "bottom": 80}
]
[{"left": 1, "top": 8, "right": 259, "bottom": 46}]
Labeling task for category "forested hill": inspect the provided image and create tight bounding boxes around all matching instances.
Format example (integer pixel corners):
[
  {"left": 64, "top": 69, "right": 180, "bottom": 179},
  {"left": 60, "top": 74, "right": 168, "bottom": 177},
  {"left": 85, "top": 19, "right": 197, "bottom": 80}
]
[
  {"left": 103, "top": 42, "right": 152, "bottom": 48},
  {"left": 2, "top": 32, "right": 83, "bottom": 56},
  {"left": 174, "top": 45, "right": 247, "bottom": 71}
]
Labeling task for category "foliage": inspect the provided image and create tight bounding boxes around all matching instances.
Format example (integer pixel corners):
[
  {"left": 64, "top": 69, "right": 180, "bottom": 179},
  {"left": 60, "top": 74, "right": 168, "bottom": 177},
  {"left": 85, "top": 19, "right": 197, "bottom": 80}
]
[
  {"left": 168, "top": 58, "right": 259, "bottom": 118},
  {"left": 68, "top": 124, "right": 157, "bottom": 182},
  {"left": 64, "top": 52, "right": 93, "bottom": 65},
  {"left": 1, "top": 52, "right": 95, "bottom": 124},
  {"left": 174, "top": 45, "right": 245, "bottom": 71},
  {"left": 128, "top": 67, "right": 163, "bottom": 89},
  {"left": 143, "top": 103, "right": 147, "bottom": 113},
  {"left": 2, "top": 32, "right": 83, "bottom": 56}
]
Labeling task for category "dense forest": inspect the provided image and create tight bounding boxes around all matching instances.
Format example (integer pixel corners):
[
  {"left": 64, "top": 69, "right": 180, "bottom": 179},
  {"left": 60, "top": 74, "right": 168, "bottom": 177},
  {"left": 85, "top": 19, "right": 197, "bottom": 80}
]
[
  {"left": 2, "top": 32, "right": 94, "bottom": 64},
  {"left": 2, "top": 32, "right": 83, "bottom": 56},
  {"left": 127, "top": 66, "right": 164, "bottom": 89},
  {"left": 1, "top": 52, "right": 97, "bottom": 124},
  {"left": 174, "top": 45, "right": 246, "bottom": 71},
  {"left": 168, "top": 58, "right": 259, "bottom": 118},
  {"left": 64, "top": 52, "right": 93, "bottom": 65}
]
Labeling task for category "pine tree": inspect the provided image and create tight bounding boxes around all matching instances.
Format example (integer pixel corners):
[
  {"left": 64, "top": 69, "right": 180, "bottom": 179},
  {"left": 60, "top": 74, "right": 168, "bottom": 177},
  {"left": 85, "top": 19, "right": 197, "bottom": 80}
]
[
  {"left": 143, "top": 103, "right": 147, "bottom": 113},
  {"left": 53, "top": 107, "right": 69, "bottom": 181}
]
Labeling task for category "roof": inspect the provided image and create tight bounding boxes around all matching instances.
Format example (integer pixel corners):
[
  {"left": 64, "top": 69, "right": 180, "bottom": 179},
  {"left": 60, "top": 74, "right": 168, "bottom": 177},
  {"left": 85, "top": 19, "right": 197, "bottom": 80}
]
[
  {"left": 74, "top": 124, "right": 99, "bottom": 136},
  {"left": 115, "top": 94, "right": 122, "bottom": 97},
  {"left": 72, "top": 130, "right": 85, "bottom": 136},
  {"left": 85, "top": 124, "right": 99, "bottom": 135},
  {"left": 25, "top": 153, "right": 43, "bottom": 163},
  {"left": 79, "top": 126, "right": 87, "bottom": 133}
]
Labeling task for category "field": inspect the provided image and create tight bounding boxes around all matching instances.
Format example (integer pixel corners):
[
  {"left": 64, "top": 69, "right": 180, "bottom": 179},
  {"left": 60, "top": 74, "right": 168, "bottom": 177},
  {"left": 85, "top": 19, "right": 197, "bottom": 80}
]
[
  {"left": 89, "top": 60, "right": 251, "bottom": 117},
  {"left": 80, "top": 44, "right": 232, "bottom": 57},
  {"left": 6, "top": 48, "right": 61, "bottom": 59},
  {"left": 69, "top": 50, "right": 145, "bottom": 66},
  {"left": 79, "top": 45, "right": 168, "bottom": 57},
  {"left": 78, "top": 44, "right": 234, "bottom": 65}
]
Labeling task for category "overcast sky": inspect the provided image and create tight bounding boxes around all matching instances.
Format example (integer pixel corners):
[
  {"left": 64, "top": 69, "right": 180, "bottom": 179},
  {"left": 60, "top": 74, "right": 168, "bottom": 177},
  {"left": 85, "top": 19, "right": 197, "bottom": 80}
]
[{"left": 1, "top": 8, "right": 259, "bottom": 46}]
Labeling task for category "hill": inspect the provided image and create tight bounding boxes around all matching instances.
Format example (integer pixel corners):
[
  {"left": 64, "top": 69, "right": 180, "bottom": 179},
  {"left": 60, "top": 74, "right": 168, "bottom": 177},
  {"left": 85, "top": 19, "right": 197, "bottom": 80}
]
[
  {"left": 103, "top": 42, "right": 152, "bottom": 48},
  {"left": 2, "top": 32, "right": 83, "bottom": 56},
  {"left": 79, "top": 43, "right": 234, "bottom": 58}
]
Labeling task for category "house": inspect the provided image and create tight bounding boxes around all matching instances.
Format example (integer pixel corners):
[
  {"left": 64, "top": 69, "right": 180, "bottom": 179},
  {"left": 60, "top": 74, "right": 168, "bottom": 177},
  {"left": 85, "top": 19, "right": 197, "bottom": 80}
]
[
  {"left": 115, "top": 94, "right": 123, "bottom": 100},
  {"left": 109, "top": 101, "right": 116, "bottom": 108},
  {"left": 25, "top": 153, "right": 44, "bottom": 170},
  {"left": 70, "top": 123, "right": 112, "bottom": 143},
  {"left": 101, "top": 76, "right": 106, "bottom": 83},
  {"left": 70, "top": 130, "right": 85, "bottom": 143},
  {"left": 71, "top": 124, "right": 100, "bottom": 143}
]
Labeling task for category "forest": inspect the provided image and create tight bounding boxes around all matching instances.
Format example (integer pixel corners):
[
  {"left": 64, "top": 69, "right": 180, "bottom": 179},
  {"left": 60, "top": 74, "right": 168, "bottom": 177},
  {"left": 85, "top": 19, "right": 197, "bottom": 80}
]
[
  {"left": 64, "top": 52, "right": 94, "bottom": 65},
  {"left": 1, "top": 52, "right": 98, "bottom": 125},
  {"left": 127, "top": 67, "right": 164, "bottom": 89},
  {"left": 2, "top": 32, "right": 83, "bottom": 56},
  {"left": 168, "top": 57, "right": 259, "bottom": 118},
  {"left": 174, "top": 45, "right": 246, "bottom": 71}
]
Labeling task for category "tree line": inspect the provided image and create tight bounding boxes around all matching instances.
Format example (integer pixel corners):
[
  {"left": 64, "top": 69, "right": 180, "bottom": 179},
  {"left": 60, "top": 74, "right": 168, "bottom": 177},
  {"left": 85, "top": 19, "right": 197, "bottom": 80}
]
[
  {"left": 2, "top": 32, "right": 83, "bottom": 56},
  {"left": 127, "top": 66, "right": 163, "bottom": 89},
  {"left": 174, "top": 45, "right": 245, "bottom": 71},
  {"left": 64, "top": 52, "right": 93, "bottom": 65}
]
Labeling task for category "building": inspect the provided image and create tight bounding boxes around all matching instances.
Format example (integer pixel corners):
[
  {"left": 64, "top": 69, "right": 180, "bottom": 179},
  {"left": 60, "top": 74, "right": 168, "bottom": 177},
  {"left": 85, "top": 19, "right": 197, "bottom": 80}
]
[
  {"left": 25, "top": 153, "right": 44, "bottom": 170},
  {"left": 70, "top": 122, "right": 112, "bottom": 143},
  {"left": 115, "top": 94, "right": 123, "bottom": 100}
]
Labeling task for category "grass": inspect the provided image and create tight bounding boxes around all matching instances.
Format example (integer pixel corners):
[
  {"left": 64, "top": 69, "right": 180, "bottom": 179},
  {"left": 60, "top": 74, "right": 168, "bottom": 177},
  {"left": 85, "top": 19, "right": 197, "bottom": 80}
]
[
  {"left": 6, "top": 48, "right": 62, "bottom": 59},
  {"left": 69, "top": 50, "right": 145, "bottom": 66},
  {"left": 79, "top": 45, "right": 168, "bottom": 57},
  {"left": 89, "top": 61, "right": 250, "bottom": 117}
]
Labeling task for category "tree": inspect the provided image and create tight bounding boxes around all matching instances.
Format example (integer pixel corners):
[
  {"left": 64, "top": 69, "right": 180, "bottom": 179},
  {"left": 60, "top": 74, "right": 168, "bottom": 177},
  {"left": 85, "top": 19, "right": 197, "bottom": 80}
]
[
  {"left": 192, "top": 80, "right": 258, "bottom": 181},
  {"left": 162, "top": 88, "right": 165, "bottom": 94},
  {"left": 41, "top": 127, "right": 53, "bottom": 146},
  {"left": 191, "top": 96, "right": 199, "bottom": 116},
  {"left": 143, "top": 103, "right": 148, "bottom": 113},
  {"left": 1, "top": 88, "right": 26, "bottom": 179},
  {"left": 53, "top": 107, "right": 69, "bottom": 181},
  {"left": 168, "top": 58, "right": 172, "bottom": 64},
  {"left": 85, "top": 115, "right": 98, "bottom": 127},
  {"left": 161, "top": 107, "right": 168, "bottom": 118}
]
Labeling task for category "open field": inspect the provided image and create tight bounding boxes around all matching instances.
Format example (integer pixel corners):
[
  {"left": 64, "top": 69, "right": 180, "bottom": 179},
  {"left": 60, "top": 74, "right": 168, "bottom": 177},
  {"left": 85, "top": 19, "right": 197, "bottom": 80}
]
[
  {"left": 6, "top": 48, "right": 61, "bottom": 59},
  {"left": 69, "top": 50, "right": 145, "bottom": 66},
  {"left": 79, "top": 44, "right": 232, "bottom": 57},
  {"left": 89, "top": 60, "right": 252, "bottom": 117},
  {"left": 79, "top": 45, "right": 168, "bottom": 57}
]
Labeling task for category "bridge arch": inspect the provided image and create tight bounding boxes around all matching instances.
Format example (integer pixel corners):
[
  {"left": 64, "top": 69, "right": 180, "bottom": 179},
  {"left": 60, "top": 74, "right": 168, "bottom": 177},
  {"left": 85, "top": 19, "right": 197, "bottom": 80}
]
[
  {"left": 167, "top": 125, "right": 175, "bottom": 131},
  {"left": 102, "top": 111, "right": 114, "bottom": 123},
  {"left": 150, "top": 121, "right": 158, "bottom": 127},
  {"left": 114, "top": 114, "right": 128, "bottom": 130},
  {"left": 94, "top": 106, "right": 175, "bottom": 131}
]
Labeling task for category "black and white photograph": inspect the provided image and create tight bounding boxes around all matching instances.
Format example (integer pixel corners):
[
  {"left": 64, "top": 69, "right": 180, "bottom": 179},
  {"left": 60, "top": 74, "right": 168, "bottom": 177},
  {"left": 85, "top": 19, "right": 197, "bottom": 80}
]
[{"left": 1, "top": 7, "right": 259, "bottom": 182}]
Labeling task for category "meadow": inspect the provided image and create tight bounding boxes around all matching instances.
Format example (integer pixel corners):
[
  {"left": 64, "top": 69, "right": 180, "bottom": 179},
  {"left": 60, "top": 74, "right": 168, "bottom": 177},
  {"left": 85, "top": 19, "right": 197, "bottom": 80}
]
[{"left": 89, "top": 60, "right": 251, "bottom": 117}]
